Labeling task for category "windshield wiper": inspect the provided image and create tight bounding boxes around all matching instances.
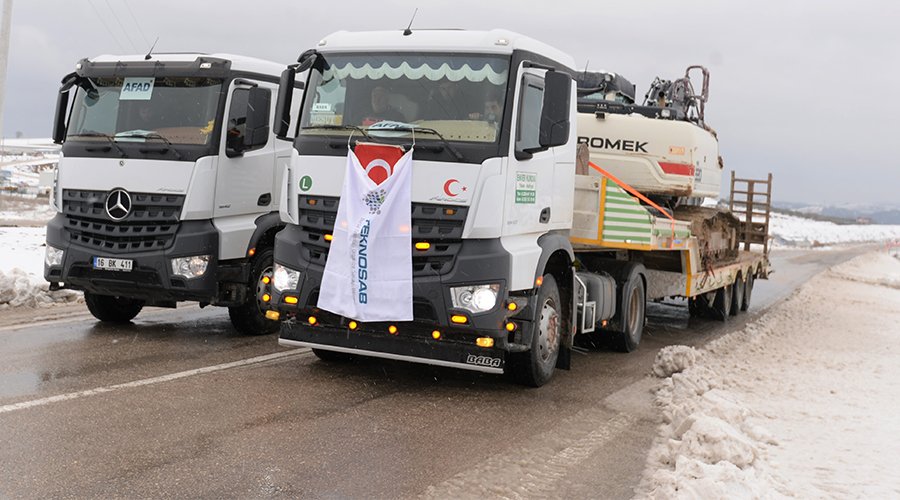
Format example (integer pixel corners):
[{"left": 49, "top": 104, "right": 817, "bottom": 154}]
[
  {"left": 368, "top": 125, "right": 464, "bottom": 161},
  {"left": 301, "top": 124, "right": 372, "bottom": 142},
  {"left": 68, "top": 131, "right": 126, "bottom": 157},
  {"left": 116, "top": 131, "right": 183, "bottom": 160}
]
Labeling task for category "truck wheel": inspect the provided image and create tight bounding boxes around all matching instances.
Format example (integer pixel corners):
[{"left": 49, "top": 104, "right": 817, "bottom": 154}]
[
  {"left": 613, "top": 271, "right": 646, "bottom": 353},
  {"left": 689, "top": 292, "right": 713, "bottom": 317},
  {"left": 510, "top": 274, "right": 561, "bottom": 387},
  {"left": 312, "top": 348, "right": 356, "bottom": 363},
  {"left": 708, "top": 283, "right": 733, "bottom": 321},
  {"left": 730, "top": 275, "right": 744, "bottom": 316},
  {"left": 228, "top": 247, "right": 280, "bottom": 336},
  {"left": 84, "top": 292, "right": 144, "bottom": 323},
  {"left": 741, "top": 272, "right": 755, "bottom": 311}
]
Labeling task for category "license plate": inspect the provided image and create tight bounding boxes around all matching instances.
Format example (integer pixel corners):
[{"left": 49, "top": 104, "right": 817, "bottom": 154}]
[{"left": 93, "top": 256, "right": 133, "bottom": 272}]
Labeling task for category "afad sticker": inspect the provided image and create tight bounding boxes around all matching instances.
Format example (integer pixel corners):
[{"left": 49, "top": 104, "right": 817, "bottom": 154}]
[
  {"left": 430, "top": 178, "right": 469, "bottom": 203},
  {"left": 119, "top": 77, "right": 155, "bottom": 101}
]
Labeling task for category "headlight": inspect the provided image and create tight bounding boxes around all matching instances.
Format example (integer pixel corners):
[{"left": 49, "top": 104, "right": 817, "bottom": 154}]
[
  {"left": 450, "top": 283, "right": 500, "bottom": 313},
  {"left": 45, "top": 245, "right": 64, "bottom": 267},
  {"left": 273, "top": 263, "right": 301, "bottom": 291},
  {"left": 170, "top": 255, "right": 210, "bottom": 279}
]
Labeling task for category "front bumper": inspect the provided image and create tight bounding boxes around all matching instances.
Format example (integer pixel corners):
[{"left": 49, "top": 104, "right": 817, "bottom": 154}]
[
  {"left": 272, "top": 225, "right": 535, "bottom": 368},
  {"left": 44, "top": 214, "right": 232, "bottom": 304}
]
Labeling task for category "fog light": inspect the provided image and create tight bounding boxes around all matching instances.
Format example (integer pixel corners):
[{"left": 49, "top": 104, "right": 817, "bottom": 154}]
[
  {"left": 265, "top": 310, "right": 280, "bottom": 321},
  {"left": 44, "top": 245, "right": 64, "bottom": 267},
  {"left": 171, "top": 255, "right": 210, "bottom": 279},
  {"left": 273, "top": 263, "right": 301, "bottom": 291},
  {"left": 476, "top": 337, "right": 494, "bottom": 348}
]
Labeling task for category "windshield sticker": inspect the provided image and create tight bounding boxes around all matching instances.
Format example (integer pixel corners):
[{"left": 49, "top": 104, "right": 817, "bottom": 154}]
[
  {"left": 515, "top": 172, "right": 537, "bottom": 204},
  {"left": 119, "top": 77, "right": 155, "bottom": 100}
]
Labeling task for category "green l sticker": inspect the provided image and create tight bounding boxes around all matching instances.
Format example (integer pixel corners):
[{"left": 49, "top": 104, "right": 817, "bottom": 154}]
[{"left": 299, "top": 175, "right": 313, "bottom": 192}]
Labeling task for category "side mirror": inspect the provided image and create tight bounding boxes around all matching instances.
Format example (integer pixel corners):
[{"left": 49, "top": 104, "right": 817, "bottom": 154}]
[
  {"left": 243, "top": 87, "right": 271, "bottom": 150},
  {"left": 273, "top": 66, "right": 296, "bottom": 139},
  {"left": 52, "top": 73, "right": 78, "bottom": 144},
  {"left": 538, "top": 71, "right": 571, "bottom": 149}
]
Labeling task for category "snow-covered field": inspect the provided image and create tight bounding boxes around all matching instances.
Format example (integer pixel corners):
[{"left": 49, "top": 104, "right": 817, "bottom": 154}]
[
  {"left": 636, "top": 252, "right": 900, "bottom": 498},
  {"left": 771, "top": 212, "right": 900, "bottom": 248}
]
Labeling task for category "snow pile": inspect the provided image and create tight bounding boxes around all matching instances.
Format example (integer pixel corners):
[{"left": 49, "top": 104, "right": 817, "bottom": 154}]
[
  {"left": 637, "top": 252, "right": 900, "bottom": 498},
  {"left": 770, "top": 212, "right": 900, "bottom": 248},
  {"left": 0, "top": 226, "right": 82, "bottom": 308},
  {"left": 0, "top": 268, "right": 81, "bottom": 308},
  {"left": 651, "top": 345, "right": 697, "bottom": 378}
]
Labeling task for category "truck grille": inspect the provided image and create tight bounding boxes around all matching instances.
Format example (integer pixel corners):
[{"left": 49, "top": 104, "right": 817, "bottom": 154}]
[
  {"left": 297, "top": 195, "right": 468, "bottom": 276},
  {"left": 62, "top": 189, "right": 185, "bottom": 253}
]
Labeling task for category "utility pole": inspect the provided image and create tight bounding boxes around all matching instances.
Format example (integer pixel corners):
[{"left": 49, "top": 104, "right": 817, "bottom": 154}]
[{"left": 0, "top": 0, "right": 13, "bottom": 151}]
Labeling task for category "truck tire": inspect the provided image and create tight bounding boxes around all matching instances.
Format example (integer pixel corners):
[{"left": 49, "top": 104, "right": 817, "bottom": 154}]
[
  {"left": 741, "top": 272, "right": 755, "bottom": 311},
  {"left": 730, "top": 274, "right": 744, "bottom": 316},
  {"left": 228, "top": 247, "right": 281, "bottom": 336},
  {"left": 708, "top": 283, "right": 733, "bottom": 321},
  {"left": 509, "top": 274, "right": 561, "bottom": 387},
  {"left": 689, "top": 292, "right": 713, "bottom": 317},
  {"left": 84, "top": 292, "right": 144, "bottom": 323},
  {"left": 613, "top": 270, "right": 646, "bottom": 353}
]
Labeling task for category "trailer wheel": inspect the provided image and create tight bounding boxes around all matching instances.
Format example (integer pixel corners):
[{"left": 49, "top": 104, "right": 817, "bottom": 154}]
[
  {"left": 84, "top": 292, "right": 144, "bottom": 323},
  {"left": 229, "top": 247, "right": 281, "bottom": 336},
  {"left": 509, "top": 274, "right": 561, "bottom": 387},
  {"left": 613, "top": 272, "right": 646, "bottom": 353},
  {"left": 730, "top": 274, "right": 744, "bottom": 316},
  {"left": 689, "top": 291, "right": 713, "bottom": 317},
  {"left": 741, "top": 272, "right": 755, "bottom": 311},
  {"left": 708, "top": 283, "right": 733, "bottom": 321}
]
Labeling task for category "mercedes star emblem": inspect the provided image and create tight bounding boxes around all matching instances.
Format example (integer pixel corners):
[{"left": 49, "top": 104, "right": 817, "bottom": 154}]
[{"left": 105, "top": 189, "right": 132, "bottom": 221}]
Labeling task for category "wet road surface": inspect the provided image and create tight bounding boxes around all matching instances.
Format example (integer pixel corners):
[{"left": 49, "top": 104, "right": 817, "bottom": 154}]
[{"left": 0, "top": 247, "right": 869, "bottom": 498}]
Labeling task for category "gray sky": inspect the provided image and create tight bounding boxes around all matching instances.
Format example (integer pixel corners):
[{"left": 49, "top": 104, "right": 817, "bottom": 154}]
[{"left": 3, "top": 0, "right": 899, "bottom": 204}]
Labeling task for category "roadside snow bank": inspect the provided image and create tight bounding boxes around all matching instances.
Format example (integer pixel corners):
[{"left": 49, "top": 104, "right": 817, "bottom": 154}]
[
  {"left": 637, "top": 251, "right": 900, "bottom": 498},
  {"left": 770, "top": 212, "right": 900, "bottom": 248},
  {"left": 0, "top": 226, "right": 82, "bottom": 308}
]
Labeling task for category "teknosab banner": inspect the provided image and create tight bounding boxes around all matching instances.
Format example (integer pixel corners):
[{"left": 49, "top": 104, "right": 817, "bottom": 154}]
[{"left": 317, "top": 143, "right": 414, "bottom": 321}]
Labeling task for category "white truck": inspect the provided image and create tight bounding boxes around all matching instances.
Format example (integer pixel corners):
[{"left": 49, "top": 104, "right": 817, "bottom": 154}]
[
  {"left": 267, "top": 30, "right": 771, "bottom": 385},
  {"left": 44, "top": 53, "right": 303, "bottom": 334}
]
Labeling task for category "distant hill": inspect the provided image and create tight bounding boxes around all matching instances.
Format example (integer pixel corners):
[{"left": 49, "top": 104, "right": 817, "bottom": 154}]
[{"left": 772, "top": 201, "right": 900, "bottom": 225}]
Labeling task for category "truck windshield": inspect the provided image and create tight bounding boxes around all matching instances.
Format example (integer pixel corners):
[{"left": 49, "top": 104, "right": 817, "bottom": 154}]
[
  {"left": 300, "top": 53, "right": 510, "bottom": 144},
  {"left": 66, "top": 76, "right": 223, "bottom": 146}
]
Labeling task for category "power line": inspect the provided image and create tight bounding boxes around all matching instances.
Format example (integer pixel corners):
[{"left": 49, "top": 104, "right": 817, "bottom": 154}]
[
  {"left": 121, "top": 1, "right": 151, "bottom": 49},
  {"left": 86, "top": 0, "right": 125, "bottom": 52},
  {"left": 102, "top": 0, "right": 138, "bottom": 52}
]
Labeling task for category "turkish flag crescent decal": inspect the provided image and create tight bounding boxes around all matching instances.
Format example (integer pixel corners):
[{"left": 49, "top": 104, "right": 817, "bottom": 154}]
[{"left": 317, "top": 143, "right": 414, "bottom": 321}]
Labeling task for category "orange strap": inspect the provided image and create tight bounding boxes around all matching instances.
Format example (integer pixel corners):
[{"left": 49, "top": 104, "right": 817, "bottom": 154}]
[{"left": 588, "top": 161, "right": 677, "bottom": 248}]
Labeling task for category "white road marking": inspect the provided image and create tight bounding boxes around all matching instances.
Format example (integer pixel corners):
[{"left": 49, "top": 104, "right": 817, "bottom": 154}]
[{"left": 0, "top": 348, "right": 309, "bottom": 415}]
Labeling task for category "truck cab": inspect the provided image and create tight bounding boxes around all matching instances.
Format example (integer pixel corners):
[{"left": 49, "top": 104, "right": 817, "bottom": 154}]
[
  {"left": 270, "top": 30, "right": 579, "bottom": 385},
  {"left": 44, "top": 53, "right": 303, "bottom": 334}
]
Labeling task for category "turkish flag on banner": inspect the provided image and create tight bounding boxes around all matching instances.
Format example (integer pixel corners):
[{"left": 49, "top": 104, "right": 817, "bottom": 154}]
[{"left": 317, "top": 143, "right": 414, "bottom": 322}]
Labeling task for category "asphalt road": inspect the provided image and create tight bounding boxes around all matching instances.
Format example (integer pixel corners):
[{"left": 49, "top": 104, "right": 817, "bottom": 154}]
[{"left": 0, "top": 247, "right": 869, "bottom": 499}]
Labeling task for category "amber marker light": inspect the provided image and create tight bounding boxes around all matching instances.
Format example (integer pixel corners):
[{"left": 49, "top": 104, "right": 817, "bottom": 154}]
[
  {"left": 507, "top": 302, "right": 518, "bottom": 311},
  {"left": 324, "top": 234, "right": 333, "bottom": 242},
  {"left": 308, "top": 316, "right": 317, "bottom": 325},
  {"left": 265, "top": 310, "right": 280, "bottom": 321},
  {"left": 432, "top": 330, "right": 441, "bottom": 340},
  {"left": 505, "top": 322, "right": 517, "bottom": 332},
  {"left": 476, "top": 337, "right": 494, "bottom": 348},
  {"left": 348, "top": 321, "right": 358, "bottom": 330},
  {"left": 284, "top": 296, "right": 299, "bottom": 305},
  {"left": 388, "top": 325, "right": 398, "bottom": 335},
  {"left": 261, "top": 293, "right": 271, "bottom": 302},
  {"left": 307, "top": 199, "right": 317, "bottom": 205},
  {"left": 450, "top": 315, "right": 468, "bottom": 324},
  {"left": 535, "top": 276, "right": 543, "bottom": 287},
  {"left": 248, "top": 248, "right": 256, "bottom": 257},
  {"left": 415, "top": 242, "right": 431, "bottom": 251},
  {"left": 261, "top": 276, "right": 271, "bottom": 284}
]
